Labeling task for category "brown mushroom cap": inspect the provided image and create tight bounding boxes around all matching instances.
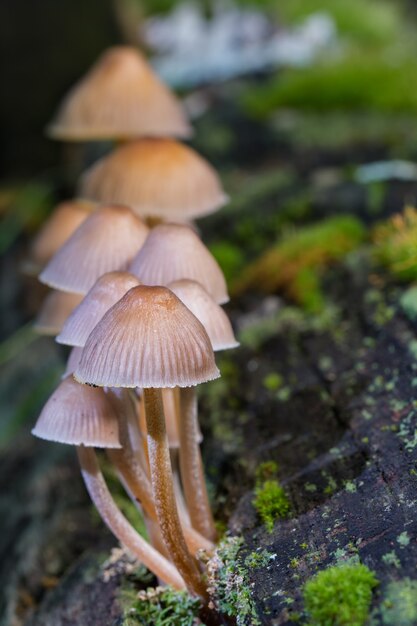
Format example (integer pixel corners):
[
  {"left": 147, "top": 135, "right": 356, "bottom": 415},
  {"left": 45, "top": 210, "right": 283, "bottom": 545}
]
[
  {"left": 47, "top": 46, "right": 191, "bottom": 141},
  {"left": 129, "top": 223, "right": 228, "bottom": 304},
  {"left": 79, "top": 138, "right": 227, "bottom": 221},
  {"left": 32, "top": 376, "right": 121, "bottom": 448},
  {"left": 34, "top": 290, "right": 84, "bottom": 336},
  {"left": 57, "top": 271, "right": 141, "bottom": 347},
  {"left": 168, "top": 279, "right": 238, "bottom": 352},
  {"left": 39, "top": 205, "right": 148, "bottom": 294},
  {"left": 24, "top": 200, "right": 94, "bottom": 276},
  {"left": 75, "top": 285, "right": 220, "bottom": 388}
]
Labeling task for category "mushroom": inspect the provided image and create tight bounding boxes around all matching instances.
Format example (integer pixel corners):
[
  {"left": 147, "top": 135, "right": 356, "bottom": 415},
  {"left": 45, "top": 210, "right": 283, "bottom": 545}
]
[
  {"left": 47, "top": 46, "right": 191, "bottom": 141},
  {"left": 169, "top": 279, "right": 239, "bottom": 541},
  {"left": 79, "top": 138, "right": 227, "bottom": 222},
  {"left": 34, "top": 290, "right": 83, "bottom": 336},
  {"left": 23, "top": 200, "right": 94, "bottom": 276},
  {"left": 32, "top": 376, "right": 185, "bottom": 590},
  {"left": 75, "top": 285, "right": 219, "bottom": 598},
  {"left": 129, "top": 223, "right": 229, "bottom": 304},
  {"left": 63, "top": 346, "right": 83, "bottom": 378},
  {"left": 39, "top": 205, "right": 148, "bottom": 294}
]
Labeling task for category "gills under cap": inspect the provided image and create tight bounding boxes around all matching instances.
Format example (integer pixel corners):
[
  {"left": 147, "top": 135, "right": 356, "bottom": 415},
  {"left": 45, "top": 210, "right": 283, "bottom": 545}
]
[
  {"left": 25, "top": 200, "right": 94, "bottom": 276},
  {"left": 47, "top": 46, "right": 191, "bottom": 141},
  {"left": 57, "top": 271, "right": 140, "bottom": 347},
  {"left": 32, "top": 376, "right": 122, "bottom": 448},
  {"left": 75, "top": 285, "right": 220, "bottom": 389},
  {"left": 79, "top": 138, "right": 227, "bottom": 221},
  {"left": 39, "top": 205, "right": 148, "bottom": 294},
  {"left": 129, "top": 223, "right": 229, "bottom": 304},
  {"left": 34, "top": 290, "right": 84, "bottom": 336},
  {"left": 168, "top": 279, "right": 239, "bottom": 352}
]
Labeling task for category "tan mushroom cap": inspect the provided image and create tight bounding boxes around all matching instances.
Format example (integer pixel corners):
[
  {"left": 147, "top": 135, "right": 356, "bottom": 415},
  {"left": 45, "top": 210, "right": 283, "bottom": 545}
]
[
  {"left": 24, "top": 200, "right": 94, "bottom": 276},
  {"left": 169, "top": 279, "right": 239, "bottom": 352},
  {"left": 47, "top": 46, "right": 191, "bottom": 141},
  {"left": 32, "top": 376, "right": 122, "bottom": 448},
  {"left": 75, "top": 285, "right": 220, "bottom": 389},
  {"left": 79, "top": 138, "right": 227, "bottom": 221},
  {"left": 39, "top": 205, "right": 148, "bottom": 294},
  {"left": 57, "top": 272, "right": 141, "bottom": 347},
  {"left": 129, "top": 223, "right": 229, "bottom": 304},
  {"left": 34, "top": 290, "right": 84, "bottom": 336}
]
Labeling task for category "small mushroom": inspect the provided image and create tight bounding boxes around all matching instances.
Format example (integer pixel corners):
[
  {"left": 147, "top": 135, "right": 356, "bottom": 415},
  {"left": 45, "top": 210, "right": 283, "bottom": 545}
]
[
  {"left": 47, "top": 46, "right": 191, "bottom": 141},
  {"left": 32, "top": 376, "right": 185, "bottom": 590},
  {"left": 39, "top": 205, "right": 148, "bottom": 294},
  {"left": 79, "top": 138, "right": 227, "bottom": 221},
  {"left": 34, "top": 290, "right": 83, "bottom": 336},
  {"left": 129, "top": 223, "right": 229, "bottom": 304},
  {"left": 75, "top": 285, "right": 219, "bottom": 598}
]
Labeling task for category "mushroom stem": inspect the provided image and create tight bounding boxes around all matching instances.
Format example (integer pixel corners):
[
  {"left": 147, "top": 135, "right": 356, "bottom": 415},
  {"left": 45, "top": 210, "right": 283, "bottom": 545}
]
[
  {"left": 179, "top": 387, "right": 217, "bottom": 542},
  {"left": 77, "top": 445, "right": 185, "bottom": 590},
  {"left": 143, "top": 388, "right": 208, "bottom": 599}
]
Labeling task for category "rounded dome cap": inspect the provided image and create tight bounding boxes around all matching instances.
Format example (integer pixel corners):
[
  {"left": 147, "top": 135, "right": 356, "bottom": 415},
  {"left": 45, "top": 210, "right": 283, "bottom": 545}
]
[
  {"left": 169, "top": 279, "right": 238, "bottom": 352},
  {"left": 32, "top": 376, "right": 121, "bottom": 448},
  {"left": 25, "top": 200, "right": 94, "bottom": 275},
  {"left": 130, "top": 223, "right": 228, "bottom": 304},
  {"left": 80, "top": 138, "right": 227, "bottom": 221},
  {"left": 75, "top": 285, "right": 220, "bottom": 389},
  {"left": 34, "top": 290, "right": 83, "bottom": 336},
  {"left": 40, "top": 205, "right": 148, "bottom": 294},
  {"left": 57, "top": 271, "right": 140, "bottom": 347},
  {"left": 47, "top": 46, "right": 191, "bottom": 141}
]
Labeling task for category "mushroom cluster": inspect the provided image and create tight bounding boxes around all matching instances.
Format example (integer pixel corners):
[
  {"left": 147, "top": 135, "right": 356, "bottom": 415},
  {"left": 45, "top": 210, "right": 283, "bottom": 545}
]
[{"left": 29, "top": 47, "right": 238, "bottom": 608}]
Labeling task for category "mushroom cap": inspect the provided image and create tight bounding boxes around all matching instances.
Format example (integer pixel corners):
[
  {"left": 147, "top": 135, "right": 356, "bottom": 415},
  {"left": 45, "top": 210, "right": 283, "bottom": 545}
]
[
  {"left": 47, "top": 46, "right": 191, "bottom": 141},
  {"left": 75, "top": 285, "right": 220, "bottom": 388},
  {"left": 129, "top": 223, "right": 228, "bottom": 304},
  {"left": 39, "top": 205, "right": 148, "bottom": 294},
  {"left": 24, "top": 200, "right": 94, "bottom": 276},
  {"left": 34, "top": 290, "right": 84, "bottom": 336},
  {"left": 79, "top": 138, "right": 227, "bottom": 221},
  {"left": 32, "top": 376, "right": 122, "bottom": 448},
  {"left": 57, "top": 271, "right": 140, "bottom": 347},
  {"left": 63, "top": 346, "right": 83, "bottom": 378},
  {"left": 168, "top": 279, "right": 239, "bottom": 352}
]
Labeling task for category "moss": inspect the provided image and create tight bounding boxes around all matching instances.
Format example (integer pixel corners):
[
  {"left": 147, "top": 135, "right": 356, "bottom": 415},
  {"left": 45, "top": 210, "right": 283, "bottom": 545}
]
[
  {"left": 373, "top": 207, "right": 417, "bottom": 282},
  {"left": 232, "top": 215, "right": 365, "bottom": 311},
  {"left": 262, "top": 373, "right": 284, "bottom": 392},
  {"left": 121, "top": 586, "right": 201, "bottom": 626},
  {"left": 253, "top": 480, "right": 291, "bottom": 531},
  {"left": 255, "top": 461, "right": 279, "bottom": 483},
  {"left": 209, "top": 241, "right": 246, "bottom": 286},
  {"left": 303, "top": 563, "right": 378, "bottom": 626},
  {"left": 378, "top": 578, "right": 417, "bottom": 626}
]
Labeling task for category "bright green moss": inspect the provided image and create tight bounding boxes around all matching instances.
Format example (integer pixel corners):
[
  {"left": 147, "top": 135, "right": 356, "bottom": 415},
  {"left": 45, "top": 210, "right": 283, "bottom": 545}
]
[
  {"left": 233, "top": 215, "right": 365, "bottom": 311},
  {"left": 253, "top": 479, "right": 291, "bottom": 531},
  {"left": 303, "top": 563, "right": 378, "bottom": 626},
  {"left": 122, "top": 587, "right": 201, "bottom": 626},
  {"left": 373, "top": 207, "right": 417, "bottom": 281}
]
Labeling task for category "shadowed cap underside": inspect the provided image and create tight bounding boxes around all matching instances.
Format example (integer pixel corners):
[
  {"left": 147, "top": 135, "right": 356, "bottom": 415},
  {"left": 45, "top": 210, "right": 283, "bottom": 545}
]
[
  {"left": 57, "top": 271, "right": 141, "bottom": 347},
  {"left": 25, "top": 200, "right": 94, "bottom": 275},
  {"left": 75, "top": 285, "right": 220, "bottom": 388},
  {"left": 47, "top": 46, "right": 191, "bottom": 141},
  {"left": 34, "top": 290, "right": 84, "bottom": 336},
  {"left": 79, "top": 138, "right": 227, "bottom": 220},
  {"left": 169, "top": 279, "right": 239, "bottom": 352},
  {"left": 39, "top": 205, "right": 148, "bottom": 294},
  {"left": 63, "top": 346, "right": 83, "bottom": 378},
  {"left": 32, "top": 376, "right": 121, "bottom": 448},
  {"left": 129, "top": 224, "right": 229, "bottom": 304}
]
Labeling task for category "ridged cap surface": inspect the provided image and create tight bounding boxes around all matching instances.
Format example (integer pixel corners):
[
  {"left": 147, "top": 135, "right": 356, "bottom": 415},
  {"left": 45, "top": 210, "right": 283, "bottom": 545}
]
[
  {"left": 47, "top": 46, "right": 191, "bottom": 141},
  {"left": 57, "top": 271, "right": 140, "bottom": 347},
  {"left": 169, "top": 279, "right": 238, "bottom": 352},
  {"left": 75, "top": 285, "right": 220, "bottom": 388},
  {"left": 39, "top": 205, "right": 148, "bottom": 294},
  {"left": 32, "top": 376, "right": 121, "bottom": 448},
  {"left": 130, "top": 224, "right": 228, "bottom": 304},
  {"left": 80, "top": 138, "right": 226, "bottom": 220}
]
